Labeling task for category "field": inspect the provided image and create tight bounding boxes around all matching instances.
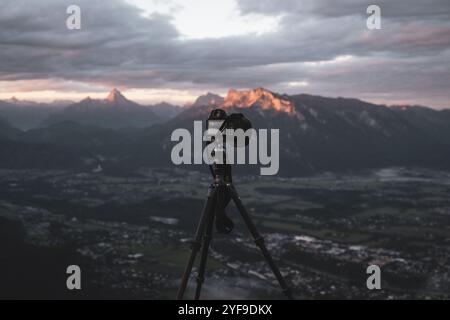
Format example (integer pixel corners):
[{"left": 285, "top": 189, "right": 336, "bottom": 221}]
[{"left": 0, "top": 167, "right": 449, "bottom": 299}]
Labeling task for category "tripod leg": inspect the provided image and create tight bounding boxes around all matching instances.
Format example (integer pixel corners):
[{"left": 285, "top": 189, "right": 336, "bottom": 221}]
[
  {"left": 177, "top": 186, "right": 217, "bottom": 300},
  {"left": 228, "top": 186, "right": 293, "bottom": 299},
  {"left": 194, "top": 201, "right": 215, "bottom": 300}
]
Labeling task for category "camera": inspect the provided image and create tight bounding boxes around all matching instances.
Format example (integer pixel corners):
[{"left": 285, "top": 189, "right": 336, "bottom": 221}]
[
  {"left": 205, "top": 109, "right": 253, "bottom": 234},
  {"left": 206, "top": 108, "right": 253, "bottom": 149}
]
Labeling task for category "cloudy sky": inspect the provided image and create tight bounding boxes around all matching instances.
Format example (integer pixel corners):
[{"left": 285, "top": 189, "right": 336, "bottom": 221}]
[{"left": 0, "top": 0, "right": 449, "bottom": 108}]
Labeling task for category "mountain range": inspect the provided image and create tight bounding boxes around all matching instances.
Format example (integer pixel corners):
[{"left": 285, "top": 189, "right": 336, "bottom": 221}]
[
  {"left": 43, "top": 89, "right": 167, "bottom": 129},
  {"left": 0, "top": 98, "right": 65, "bottom": 131},
  {"left": 1, "top": 87, "right": 450, "bottom": 175},
  {"left": 0, "top": 89, "right": 183, "bottom": 130}
]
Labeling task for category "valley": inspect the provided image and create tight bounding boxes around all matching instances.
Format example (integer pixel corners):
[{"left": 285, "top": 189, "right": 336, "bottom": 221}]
[{"left": 0, "top": 167, "right": 449, "bottom": 299}]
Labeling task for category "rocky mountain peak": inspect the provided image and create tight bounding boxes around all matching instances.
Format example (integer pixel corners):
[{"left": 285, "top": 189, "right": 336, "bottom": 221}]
[
  {"left": 192, "top": 92, "right": 224, "bottom": 107},
  {"left": 222, "top": 87, "right": 296, "bottom": 114},
  {"left": 106, "top": 88, "right": 129, "bottom": 104}
]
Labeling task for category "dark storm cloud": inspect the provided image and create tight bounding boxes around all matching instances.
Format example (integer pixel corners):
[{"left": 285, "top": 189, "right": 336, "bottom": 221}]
[
  {"left": 0, "top": 0, "right": 181, "bottom": 82},
  {"left": 238, "top": 0, "right": 450, "bottom": 20},
  {"left": 0, "top": 0, "right": 449, "bottom": 107}
]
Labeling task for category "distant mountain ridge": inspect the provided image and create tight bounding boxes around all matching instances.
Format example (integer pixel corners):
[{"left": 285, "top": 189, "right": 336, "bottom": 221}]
[
  {"left": 132, "top": 88, "right": 450, "bottom": 175},
  {"left": 1, "top": 87, "right": 450, "bottom": 175},
  {"left": 0, "top": 89, "right": 183, "bottom": 130},
  {"left": 150, "top": 102, "right": 183, "bottom": 120},
  {"left": 191, "top": 92, "right": 224, "bottom": 108},
  {"left": 0, "top": 98, "right": 65, "bottom": 130},
  {"left": 42, "top": 89, "right": 163, "bottom": 129}
]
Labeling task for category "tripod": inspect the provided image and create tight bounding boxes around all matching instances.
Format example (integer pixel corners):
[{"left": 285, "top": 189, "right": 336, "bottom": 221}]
[{"left": 177, "top": 164, "right": 293, "bottom": 300}]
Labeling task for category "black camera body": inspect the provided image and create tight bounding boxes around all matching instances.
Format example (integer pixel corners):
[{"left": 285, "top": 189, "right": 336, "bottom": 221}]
[{"left": 206, "top": 108, "right": 252, "bottom": 147}]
